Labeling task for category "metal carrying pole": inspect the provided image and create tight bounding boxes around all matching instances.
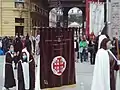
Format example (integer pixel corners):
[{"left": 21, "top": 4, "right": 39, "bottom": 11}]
[
  {"left": 106, "top": 0, "right": 109, "bottom": 23},
  {"left": 56, "top": 0, "right": 61, "bottom": 27}
]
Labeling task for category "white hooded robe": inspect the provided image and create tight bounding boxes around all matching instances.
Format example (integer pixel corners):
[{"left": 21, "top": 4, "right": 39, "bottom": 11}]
[{"left": 91, "top": 48, "right": 110, "bottom": 90}]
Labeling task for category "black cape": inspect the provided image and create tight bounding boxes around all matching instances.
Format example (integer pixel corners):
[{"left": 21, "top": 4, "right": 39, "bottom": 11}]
[
  {"left": 17, "top": 54, "right": 35, "bottom": 90},
  {"left": 4, "top": 52, "right": 16, "bottom": 88}
]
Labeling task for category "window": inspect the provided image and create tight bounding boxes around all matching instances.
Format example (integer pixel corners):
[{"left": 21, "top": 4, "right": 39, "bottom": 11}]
[
  {"left": 15, "top": 0, "right": 24, "bottom": 2},
  {"left": 15, "top": 2, "right": 24, "bottom": 8},
  {"left": 35, "top": 5, "right": 37, "bottom": 11},
  {"left": 15, "top": 18, "right": 24, "bottom": 23}
]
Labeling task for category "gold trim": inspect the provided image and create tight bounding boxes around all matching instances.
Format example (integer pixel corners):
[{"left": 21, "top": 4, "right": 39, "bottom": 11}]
[{"left": 42, "top": 84, "right": 76, "bottom": 90}]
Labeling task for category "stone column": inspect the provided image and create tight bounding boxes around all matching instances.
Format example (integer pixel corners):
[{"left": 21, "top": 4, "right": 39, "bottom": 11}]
[
  {"left": 81, "top": 8, "right": 86, "bottom": 35},
  {"left": 63, "top": 7, "right": 69, "bottom": 27}
]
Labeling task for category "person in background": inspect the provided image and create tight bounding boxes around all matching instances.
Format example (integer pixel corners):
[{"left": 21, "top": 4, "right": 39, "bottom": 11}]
[
  {"left": 2, "top": 36, "right": 9, "bottom": 54},
  {"left": 29, "top": 35, "right": 35, "bottom": 55},
  {"left": 4, "top": 44, "right": 16, "bottom": 90},
  {"left": 111, "top": 37, "right": 117, "bottom": 57},
  {"left": 13, "top": 35, "right": 23, "bottom": 54},
  {"left": 0, "top": 38, "right": 4, "bottom": 55},
  {"left": 21, "top": 36, "right": 26, "bottom": 49},
  {"left": 79, "top": 36, "right": 88, "bottom": 62},
  {"left": 8, "top": 37, "right": 13, "bottom": 45},
  {"left": 88, "top": 37, "right": 95, "bottom": 65},
  {"left": 74, "top": 37, "right": 79, "bottom": 62},
  {"left": 13, "top": 35, "right": 23, "bottom": 69},
  {"left": 0, "top": 38, "right": 2, "bottom": 49},
  {"left": 33, "top": 37, "right": 36, "bottom": 54},
  {"left": 79, "top": 37, "right": 83, "bottom": 62},
  {"left": 25, "top": 34, "right": 32, "bottom": 54}
]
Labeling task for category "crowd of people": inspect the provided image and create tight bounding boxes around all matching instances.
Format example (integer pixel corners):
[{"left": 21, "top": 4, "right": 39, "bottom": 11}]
[
  {"left": 2, "top": 27, "right": 120, "bottom": 90},
  {"left": 3, "top": 34, "right": 40, "bottom": 90},
  {"left": 0, "top": 34, "right": 40, "bottom": 55},
  {"left": 74, "top": 28, "right": 120, "bottom": 90},
  {"left": 74, "top": 34, "right": 118, "bottom": 65}
]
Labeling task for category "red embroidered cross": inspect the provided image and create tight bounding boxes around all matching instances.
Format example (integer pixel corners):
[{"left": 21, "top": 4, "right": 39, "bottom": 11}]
[{"left": 53, "top": 57, "right": 65, "bottom": 74}]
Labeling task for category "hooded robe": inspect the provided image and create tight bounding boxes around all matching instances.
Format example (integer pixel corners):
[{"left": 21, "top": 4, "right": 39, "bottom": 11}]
[
  {"left": 91, "top": 38, "right": 119, "bottom": 90},
  {"left": 29, "top": 55, "right": 35, "bottom": 90},
  {"left": 13, "top": 37, "right": 23, "bottom": 66},
  {"left": 98, "top": 35, "right": 107, "bottom": 49},
  {"left": 17, "top": 48, "right": 35, "bottom": 90},
  {"left": 13, "top": 37, "right": 23, "bottom": 53},
  {"left": 4, "top": 51, "right": 16, "bottom": 89}
]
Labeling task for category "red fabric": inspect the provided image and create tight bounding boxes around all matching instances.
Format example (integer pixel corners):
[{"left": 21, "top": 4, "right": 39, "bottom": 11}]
[
  {"left": 40, "top": 27, "right": 75, "bottom": 89},
  {"left": 22, "top": 40, "right": 25, "bottom": 49},
  {"left": 90, "top": 32, "right": 95, "bottom": 39},
  {"left": 86, "top": 0, "right": 89, "bottom": 37},
  {"left": 88, "top": 0, "right": 104, "bottom": 2}
]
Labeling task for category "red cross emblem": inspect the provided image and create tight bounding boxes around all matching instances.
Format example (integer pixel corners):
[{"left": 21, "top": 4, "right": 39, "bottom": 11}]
[{"left": 51, "top": 56, "right": 66, "bottom": 76}]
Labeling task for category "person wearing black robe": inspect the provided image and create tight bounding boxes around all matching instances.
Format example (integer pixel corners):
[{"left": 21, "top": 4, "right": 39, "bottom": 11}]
[
  {"left": 13, "top": 36, "right": 23, "bottom": 53},
  {"left": 25, "top": 34, "right": 32, "bottom": 54},
  {"left": 4, "top": 44, "right": 16, "bottom": 90},
  {"left": 17, "top": 46, "right": 35, "bottom": 90},
  {"left": 13, "top": 36, "right": 23, "bottom": 69},
  {"left": 2, "top": 36, "right": 9, "bottom": 54},
  {"left": 29, "top": 54, "right": 35, "bottom": 90},
  {"left": 111, "top": 37, "right": 117, "bottom": 57},
  {"left": 88, "top": 38, "right": 95, "bottom": 65}
]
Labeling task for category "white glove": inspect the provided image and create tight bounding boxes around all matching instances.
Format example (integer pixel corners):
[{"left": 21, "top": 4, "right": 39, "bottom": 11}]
[{"left": 117, "top": 60, "right": 120, "bottom": 65}]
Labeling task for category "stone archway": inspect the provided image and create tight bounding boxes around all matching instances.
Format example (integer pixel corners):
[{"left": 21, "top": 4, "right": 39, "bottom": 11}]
[
  {"left": 48, "top": 0, "right": 85, "bottom": 27},
  {"left": 49, "top": 8, "right": 63, "bottom": 27},
  {"left": 68, "top": 7, "right": 83, "bottom": 27}
]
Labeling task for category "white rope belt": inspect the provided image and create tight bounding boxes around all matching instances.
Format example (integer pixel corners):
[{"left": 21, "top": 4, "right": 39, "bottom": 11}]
[{"left": 5, "top": 63, "right": 12, "bottom": 65}]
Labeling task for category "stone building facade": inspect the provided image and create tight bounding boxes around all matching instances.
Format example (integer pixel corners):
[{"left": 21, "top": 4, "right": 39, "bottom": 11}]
[{"left": 0, "top": 0, "right": 48, "bottom": 36}]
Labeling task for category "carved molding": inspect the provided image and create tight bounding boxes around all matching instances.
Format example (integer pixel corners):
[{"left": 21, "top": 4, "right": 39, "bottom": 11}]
[{"left": 49, "top": 0, "right": 85, "bottom": 8}]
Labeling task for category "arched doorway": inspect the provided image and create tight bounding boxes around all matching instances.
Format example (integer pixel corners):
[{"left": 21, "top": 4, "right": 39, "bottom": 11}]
[
  {"left": 68, "top": 7, "right": 84, "bottom": 62},
  {"left": 68, "top": 7, "right": 83, "bottom": 27},
  {"left": 68, "top": 7, "right": 83, "bottom": 38},
  {"left": 49, "top": 8, "right": 63, "bottom": 27}
]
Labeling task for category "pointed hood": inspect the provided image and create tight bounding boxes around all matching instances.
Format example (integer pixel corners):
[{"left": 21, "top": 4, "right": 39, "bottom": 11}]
[
  {"left": 21, "top": 47, "right": 30, "bottom": 89},
  {"left": 101, "top": 23, "right": 107, "bottom": 35},
  {"left": 22, "top": 48, "right": 29, "bottom": 62},
  {"left": 98, "top": 35, "right": 107, "bottom": 49}
]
